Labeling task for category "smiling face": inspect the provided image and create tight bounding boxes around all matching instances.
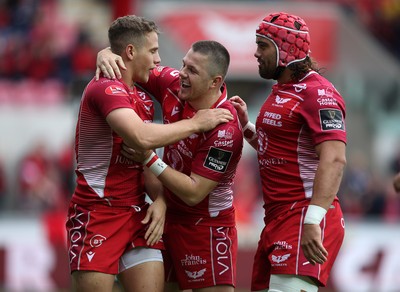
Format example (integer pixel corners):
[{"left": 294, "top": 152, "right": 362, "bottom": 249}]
[
  {"left": 254, "top": 36, "right": 279, "bottom": 80},
  {"left": 178, "top": 48, "right": 214, "bottom": 103},
  {"left": 131, "top": 31, "right": 161, "bottom": 84}
]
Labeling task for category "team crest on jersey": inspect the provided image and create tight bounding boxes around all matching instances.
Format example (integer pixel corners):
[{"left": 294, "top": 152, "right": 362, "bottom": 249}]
[
  {"left": 204, "top": 147, "right": 232, "bottom": 173},
  {"left": 319, "top": 109, "right": 345, "bottom": 131},
  {"left": 317, "top": 87, "right": 334, "bottom": 98},
  {"left": 105, "top": 85, "right": 128, "bottom": 96},
  {"left": 275, "top": 95, "right": 291, "bottom": 105},
  {"left": 215, "top": 127, "right": 234, "bottom": 147}
]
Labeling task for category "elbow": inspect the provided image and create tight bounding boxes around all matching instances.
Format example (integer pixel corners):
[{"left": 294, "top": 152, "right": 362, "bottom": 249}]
[
  {"left": 177, "top": 190, "right": 205, "bottom": 206},
  {"left": 182, "top": 195, "right": 202, "bottom": 207}
]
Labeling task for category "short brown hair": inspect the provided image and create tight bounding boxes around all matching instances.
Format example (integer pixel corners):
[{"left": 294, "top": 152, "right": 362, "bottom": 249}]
[{"left": 108, "top": 15, "right": 159, "bottom": 55}]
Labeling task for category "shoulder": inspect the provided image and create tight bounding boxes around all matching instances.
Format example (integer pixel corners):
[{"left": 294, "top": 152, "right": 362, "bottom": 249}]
[
  {"left": 86, "top": 78, "right": 128, "bottom": 97},
  {"left": 298, "top": 72, "right": 344, "bottom": 107}
]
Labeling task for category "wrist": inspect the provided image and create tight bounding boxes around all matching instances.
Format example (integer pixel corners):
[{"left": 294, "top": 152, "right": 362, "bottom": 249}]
[
  {"left": 144, "top": 153, "right": 167, "bottom": 177},
  {"left": 242, "top": 121, "right": 257, "bottom": 141},
  {"left": 304, "top": 204, "right": 327, "bottom": 225},
  {"left": 142, "top": 151, "right": 157, "bottom": 166}
]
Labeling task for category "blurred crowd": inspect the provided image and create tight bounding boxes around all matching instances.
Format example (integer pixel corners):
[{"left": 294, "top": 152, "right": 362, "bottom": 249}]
[
  {"left": 0, "top": 0, "right": 99, "bottom": 104},
  {"left": 0, "top": 0, "right": 400, "bottom": 222}
]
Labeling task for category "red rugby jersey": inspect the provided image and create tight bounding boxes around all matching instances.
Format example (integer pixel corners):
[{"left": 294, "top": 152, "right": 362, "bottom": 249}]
[
  {"left": 142, "top": 66, "right": 243, "bottom": 226},
  {"left": 72, "top": 77, "right": 154, "bottom": 207},
  {"left": 255, "top": 71, "right": 347, "bottom": 212}
]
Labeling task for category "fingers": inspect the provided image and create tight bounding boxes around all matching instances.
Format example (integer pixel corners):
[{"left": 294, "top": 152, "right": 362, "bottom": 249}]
[
  {"left": 303, "top": 243, "right": 328, "bottom": 265},
  {"left": 115, "top": 59, "right": 126, "bottom": 79},
  {"left": 95, "top": 67, "right": 101, "bottom": 81},
  {"left": 143, "top": 216, "right": 164, "bottom": 246},
  {"left": 145, "top": 222, "right": 163, "bottom": 246}
]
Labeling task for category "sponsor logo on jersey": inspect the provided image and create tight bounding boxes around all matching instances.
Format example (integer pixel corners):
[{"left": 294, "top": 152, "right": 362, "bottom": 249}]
[
  {"left": 274, "top": 240, "right": 293, "bottom": 250},
  {"left": 271, "top": 253, "right": 291, "bottom": 266},
  {"left": 319, "top": 109, "right": 344, "bottom": 131},
  {"left": 275, "top": 95, "right": 291, "bottom": 104},
  {"left": 262, "top": 111, "right": 282, "bottom": 127},
  {"left": 171, "top": 106, "right": 180, "bottom": 116},
  {"left": 214, "top": 127, "right": 234, "bottom": 147},
  {"left": 204, "top": 147, "right": 232, "bottom": 173},
  {"left": 317, "top": 87, "right": 334, "bottom": 98},
  {"left": 86, "top": 251, "right": 95, "bottom": 262},
  {"left": 105, "top": 85, "right": 128, "bottom": 96},
  {"left": 90, "top": 234, "right": 106, "bottom": 248},
  {"left": 181, "top": 254, "right": 207, "bottom": 266},
  {"left": 317, "top": 97, "right": 338, "bottom": 106},
  {"left": 185, "top": 268, "right": 206, "bottom": 280}
]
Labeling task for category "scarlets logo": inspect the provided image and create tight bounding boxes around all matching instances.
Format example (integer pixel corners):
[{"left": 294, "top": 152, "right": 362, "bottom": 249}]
[
  {"left": 105, "top": 85, "right": 128, "bottom": 96},
  {"left": 152, "top": 66, "right": 165, "bottom": 77}
]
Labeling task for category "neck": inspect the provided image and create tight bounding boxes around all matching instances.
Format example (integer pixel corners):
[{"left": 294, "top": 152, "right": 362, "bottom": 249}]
[
  {"left": 277, "top": 68, "right": 293, "bottom": 84},
  {"left": 188, "top": 89, "right": 222, "bottom": 110}
]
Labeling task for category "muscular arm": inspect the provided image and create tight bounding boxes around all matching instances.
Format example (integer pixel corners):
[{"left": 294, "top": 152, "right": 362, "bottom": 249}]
[
  {"left": 311, "top": 140, "right": 347, "bottom": 209},
  {"left": 157, "top": 168, "right": 217, "bottom": 206},
  {"left": 106, "top": 107, "right": 232, "bottom": 151},
  {"left": 301, "top": 140, "right": 346, "bottom": 265}
]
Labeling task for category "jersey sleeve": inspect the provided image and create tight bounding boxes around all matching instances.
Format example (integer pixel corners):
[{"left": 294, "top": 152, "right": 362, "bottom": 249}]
[
  {"left": 85, "top": 79, "right": 132, "bottom": 118},
  {"left": 301, "top": 83, "right": 347, "bottom": 145},
  {"left": 138, "top": 66, "right": 180, "bottom": 104},
  {"left": 191, "top": 120, "right": 243, "bottom": 182}
]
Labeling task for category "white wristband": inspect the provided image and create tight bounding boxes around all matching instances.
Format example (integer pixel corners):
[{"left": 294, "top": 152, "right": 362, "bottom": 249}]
[
  {"left": 142, "top": 151, "right": 156, "bottom": 165},
  {"left": 148, "top": 158, "right": 167, "bottom": 177},
  {"left": 304, "top": 205, "right": 327, "bottom": 225},
  {"left": 242, "top": 121, "right": 257, "bottom": 142},
  {"left": 242, "top": 121, "right": 255, "bottom": 132}
]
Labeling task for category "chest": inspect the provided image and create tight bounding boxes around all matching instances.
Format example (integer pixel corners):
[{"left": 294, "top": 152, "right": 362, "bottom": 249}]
[{"left": 257, "top": 92, "right": 304, "bottom": 134}]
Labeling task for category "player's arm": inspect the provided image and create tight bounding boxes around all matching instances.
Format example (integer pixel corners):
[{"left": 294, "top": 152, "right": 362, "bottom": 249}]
[
  {"left": 142, "top": 152, "right": 217, "bottom": 206},
  {"left": 230, "top": 95, "right": 258, "bottom": 149},
  {"left": 311, "top": 140, "right": 346, "bottom": 209},
  {"left": 106, "top": 107, "right": 232, "bottom": 151},
  {"left": 122, "top": 146, "right": 217, "bottom": 206},
  {"left": 301, "top": 140, "right": 346, "bottom": 265},
  {"left": 159, "top": 171, "right": 217, "bottom": 206},
  {"left": 141, "top": 167, "right": 166, "bottom": 246}
]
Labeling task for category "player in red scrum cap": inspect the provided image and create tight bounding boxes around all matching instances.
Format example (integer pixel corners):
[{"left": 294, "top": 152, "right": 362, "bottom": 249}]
[{"left": 231, "top": 11, "right": 347, "bottom": 292}]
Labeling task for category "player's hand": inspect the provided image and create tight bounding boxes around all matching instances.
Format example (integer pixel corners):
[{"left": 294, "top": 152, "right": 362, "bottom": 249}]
[
  {"left": 121, "top": 143, "right": 151, "bottom": 163},
  {"left": 142, "top": 196, "right": 166, "bottom": 246},
  {"left": 192, "top": 108, "right": 233, "bottom": 132},
  {"left": 301, "top": 224, "right": 328, "bottom": 265},
  {"left": 95, "top": 47, "right": 126, "bottom": 80},
  {"left": 229, "top": 95, "right": 249, "bottom": 127}
]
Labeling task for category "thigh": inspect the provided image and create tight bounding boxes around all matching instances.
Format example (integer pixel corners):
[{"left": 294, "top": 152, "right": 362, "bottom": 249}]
[
  {"left": 66, "top": 203, "right": 135, "bottom": 274},
  {"left": 118, "top": 260, "right": 164, "bottom": 292},
  {"left": 268, "top": 274, "right": 318, "bottom": 292},
  {"left": 251, "top": 226, "right": 271, "bottom": 292},
  {"left": 72, "top": 270, "right": 115, "bottom": 292},
  {"left": 164, "top": 223, "right": 237, "bottom": 290}
]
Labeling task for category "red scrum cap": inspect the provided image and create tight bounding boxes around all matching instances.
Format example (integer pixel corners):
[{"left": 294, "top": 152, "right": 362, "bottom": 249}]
[{"left": 256, "top": 12, "right": 311, "bottom": 67}]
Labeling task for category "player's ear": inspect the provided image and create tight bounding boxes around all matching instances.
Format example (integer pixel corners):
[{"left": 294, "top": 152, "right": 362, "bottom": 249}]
[
  {"left": 211, "top": 75, "right": 222, "bottom": 88},
  {"left": 126, "top": 44, "right": 135, "bottom": 60}
]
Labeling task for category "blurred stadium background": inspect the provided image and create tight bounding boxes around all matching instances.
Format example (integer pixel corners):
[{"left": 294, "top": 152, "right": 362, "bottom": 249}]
[{"left": 0, "top": 0, "right": 400, "bottom": 291}]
